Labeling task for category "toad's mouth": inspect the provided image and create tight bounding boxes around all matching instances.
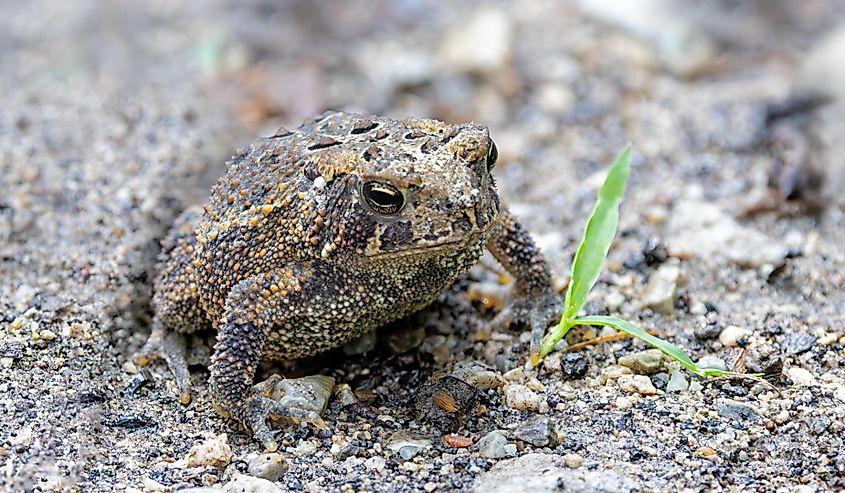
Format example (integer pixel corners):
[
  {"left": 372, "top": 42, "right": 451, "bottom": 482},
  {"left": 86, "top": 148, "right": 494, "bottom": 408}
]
[{"left": 364, "top": 223, "right": 496, "bottom": 259}]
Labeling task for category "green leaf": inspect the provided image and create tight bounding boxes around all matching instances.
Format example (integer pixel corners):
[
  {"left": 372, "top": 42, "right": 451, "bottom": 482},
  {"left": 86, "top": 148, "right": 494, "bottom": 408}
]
[
  {"left": 539, "top": 145, "right": 631, "bottom": 357},
  {"left": 572, "top": 315, "right": 737, "bottom": 378}
]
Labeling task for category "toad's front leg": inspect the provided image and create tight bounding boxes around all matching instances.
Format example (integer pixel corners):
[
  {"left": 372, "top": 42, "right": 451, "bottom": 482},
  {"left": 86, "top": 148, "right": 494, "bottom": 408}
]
[
  {"left": 209, "top": 265, "right": 331, "bottom": 451},
  {"left": 486, "top": 209, "right": 563, "bottom": 359}
]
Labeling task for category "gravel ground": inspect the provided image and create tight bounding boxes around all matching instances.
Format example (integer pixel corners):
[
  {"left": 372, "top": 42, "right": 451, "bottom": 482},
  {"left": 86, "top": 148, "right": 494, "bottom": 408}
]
[{"left": 1, "top": 1, "right": 844, "bottom": 492}]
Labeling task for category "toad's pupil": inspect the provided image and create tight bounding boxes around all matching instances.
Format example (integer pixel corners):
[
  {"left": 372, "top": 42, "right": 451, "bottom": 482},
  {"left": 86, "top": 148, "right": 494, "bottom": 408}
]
[
  {"left": 363, "top": 181, "right": 405, "bottom": 214},
  {"left": 486, "top": 140, "right": 498, "bottom": 170}
]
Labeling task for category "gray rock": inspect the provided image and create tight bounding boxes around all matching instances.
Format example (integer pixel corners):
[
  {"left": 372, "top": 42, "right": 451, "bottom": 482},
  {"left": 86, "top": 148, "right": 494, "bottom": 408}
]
[
  {"left": 717, "top": 398, "right": 761, "bottom": 422},
  {"left": 617, "top": 349, "right": 665, "bottom": 375},
  {"left": 561, "top": 353, "right": 590, "bottom": 380},
  {"left": 696, "top": 355, "right": 727, "bottom": 371},
  {"left": 247, "top": 453, "right": 288, "bottom": 482},
  {"left": 666, "top": 369, "right": 689, "bottom": 393},
  {"left": 650, "top": 372, "right": 669, "bottom": 390},
  {"left": 386, "top": 430, "right": 432, "bottom": 460},
  {"left": 257, "top": 374, "right": 335, "bottom": 417},
  {"left": 513, "top": 415, "right": 558, "bottom": 448},
  {"left": 640, "top": 263, "right": 680, "bottom": 314},
  {"left": 472, "top": 453, "right": 637, "bottom": 493},
  {"left": 781, "top": 332, "right": 817, "bottom": 355},
  {"left": 451, "top": 361, "right": 506, "bottom": 390},
  {"left": 477, "top": 430, "right": 510, "bottom": 459}
]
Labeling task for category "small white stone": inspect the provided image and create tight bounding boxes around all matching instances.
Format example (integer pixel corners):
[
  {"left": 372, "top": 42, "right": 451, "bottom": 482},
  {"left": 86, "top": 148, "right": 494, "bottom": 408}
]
[
  {"left": 142, "top": 478, "right": 167, "bottom": 492},
  {"left": 38, "top": 329, "right": 57, "bottom": 341},
  {"left": 504, "top": 384, "right": 543, "bottom": 411},
  {"left": 186, "top": 433, "right": 232, "bottom": 468},
  {"left": 223, "top": 474, "right": 283, "bottom": 493},
  {"left": 617, "top": 375, "right": 659, "bottom": 395},
  {"left": 787, "top": 367, "right": 817, "bottom": 387},
  {"left": 719, "top": 325, "right": 752, "bottom": 347},
  {"left": 313, "top": 176, "right": 326, "bottom": 190},
  {"left": 563, "top": 453, "right": 584, "bottom": 468},
  {"left": 640, "top": 263, "right": 680, "bottom": 314},
  {"left": 601, "top": 365, "right": 634, "bottom": 381}
]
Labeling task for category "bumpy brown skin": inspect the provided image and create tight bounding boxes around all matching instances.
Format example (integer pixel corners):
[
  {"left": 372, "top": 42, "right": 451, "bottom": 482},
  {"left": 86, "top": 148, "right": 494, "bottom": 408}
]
[{"left": 140, "top": 111, "right": 562, "bottom": 450}]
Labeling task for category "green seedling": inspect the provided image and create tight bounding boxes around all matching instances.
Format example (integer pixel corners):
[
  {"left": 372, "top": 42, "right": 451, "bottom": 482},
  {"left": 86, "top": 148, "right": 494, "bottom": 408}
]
[{"left": 535, "top": 144, "right": 735, "bottom": 378}]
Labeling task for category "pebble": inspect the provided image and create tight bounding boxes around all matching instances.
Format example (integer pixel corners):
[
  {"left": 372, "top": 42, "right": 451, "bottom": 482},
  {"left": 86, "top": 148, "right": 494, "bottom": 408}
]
[
  {"left": 563, "top": 453, "right": 584, "bottom": 469},
  {"left": 719, "top": 326, "right": 752, "bottom": 347},
  {"left": 223, "top": 475, "right": 283, "bottom": 493},
  {"left": 37, "top": 329, "right": 57, "bottom": 341},
  {"left": 781, "top": 332, "right": 817, "bottom": 355},
  {"left": 666, "top": 369, "right": 689, "bottom": 393},
  {"left": 512, "top": 416, "right": 557, "bottom": 447},
  {"left": 261, "top": 374, "right": 335, "bottom": 417},
  {"left": 560, "top": 353, "right": 590, "bottom": 380},
  {"left": 640, "top": 263, "right": 680, "bottom": 314},
  {"left": 186, "top": 434, "right": 232, "bottom": 469},
  {"left": 385, "top": 430, "right": 432, "bottom": 460},
  {"left": 504, "top": 384, "right": 543, "bottom": 411},
  {"left": 650, "top": 372, "right": 669, "bottom": 390},
  {"left": 477, "top": 430, "right": 511, "bottom": 459},
  {"left": 333, "top": 383, "right": 358, "bottom": 407},
  {"left": 247, "top": 453, "right": 288, "bottom": 482},
  {"left": 617, "top": 375, "right": 659, "bottom": 395},
  {"left": 451, "top": 361, "right": 506, "bottom": 389},
  {"left": 364, "top": 457, "right": 386, "bottom": 472},
  {"left": 601, "top": 365, "right": 633, "bottom": 380},
  {"left": 696, "top": 355, "right": 728, "bottom": 371},
  {"left": 787, "top": 367, "right": 817, "bottom": 387},
  {"left": 617, "top": 349, "right": 665, "bottom": 374},
  {"left": 716, "top": 398, "right": 761, "bottom": 421}
]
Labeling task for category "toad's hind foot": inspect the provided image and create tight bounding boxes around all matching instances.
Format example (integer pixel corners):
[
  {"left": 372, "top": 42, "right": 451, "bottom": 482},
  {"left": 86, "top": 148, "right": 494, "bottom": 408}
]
[
  {"left": 134, "top": 323, "right": 193, "bottom": 404},
  {"left": 233, "top": 393, "right": 325, "bottom": 452}
]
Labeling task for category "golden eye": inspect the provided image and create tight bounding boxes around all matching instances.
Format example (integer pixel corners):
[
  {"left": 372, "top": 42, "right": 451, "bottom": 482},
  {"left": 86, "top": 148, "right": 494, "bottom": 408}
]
[
  {"left": 486, "top": 140, "right": 498, "bottom": 170},
  {"left": 362, "top": 181, "right": 405, "bottom": 215}
]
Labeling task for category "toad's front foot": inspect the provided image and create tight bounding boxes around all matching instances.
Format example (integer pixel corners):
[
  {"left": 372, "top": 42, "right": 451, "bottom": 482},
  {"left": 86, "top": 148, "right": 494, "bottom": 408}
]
[{"left": 490, "top": 288, "right": 563, "bottom": 358}]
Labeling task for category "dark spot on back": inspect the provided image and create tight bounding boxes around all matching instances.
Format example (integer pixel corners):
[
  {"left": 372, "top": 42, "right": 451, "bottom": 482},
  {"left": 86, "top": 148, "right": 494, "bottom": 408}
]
[
  {"left": 308, "top": 136, "right": 340, "bottom": 150},
  {"left": 303, "top": 162, "right": 320, "bottom": 180},
  {"left": 373, "top": 129, "right": 389, "bottom": 140},
  {"left": 420, "top": 138, "right": 436, "bottom": 154},
  {"left": 363, "top": 144, "right": 379, "bottom": 162},
  {"left": 351, "top": 120, "right": 379, "bottom": 134},
  {"left": 440, "top": 127, "right": 461, "bottom": 144},
  {"left": 405, "top": 130, "right": 426, "bottom": 140}
]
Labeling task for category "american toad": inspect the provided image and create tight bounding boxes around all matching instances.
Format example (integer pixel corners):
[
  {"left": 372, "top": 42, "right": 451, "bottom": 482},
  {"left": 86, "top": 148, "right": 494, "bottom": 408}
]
[{"left": 138, "top": 111, "right": 562, "bottom": 450}]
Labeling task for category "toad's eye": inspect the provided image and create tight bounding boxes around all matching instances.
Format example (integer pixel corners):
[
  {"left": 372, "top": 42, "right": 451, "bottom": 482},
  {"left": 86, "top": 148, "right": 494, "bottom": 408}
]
[
  {"left": 486, "top": 140, "right": 498, "bottom": 171},
  {"left": 362, "top": 181, "right": 405, "bottom": 215}
]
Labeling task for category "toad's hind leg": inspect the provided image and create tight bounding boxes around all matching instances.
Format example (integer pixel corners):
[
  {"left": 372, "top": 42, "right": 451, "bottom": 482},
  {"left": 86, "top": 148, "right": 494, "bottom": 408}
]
[
  {"left": 135, "top": 206, "right": 210, "bottom": 404},
  {"left": 209, "top": 264, "right": 342, "bottom": 451}
]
